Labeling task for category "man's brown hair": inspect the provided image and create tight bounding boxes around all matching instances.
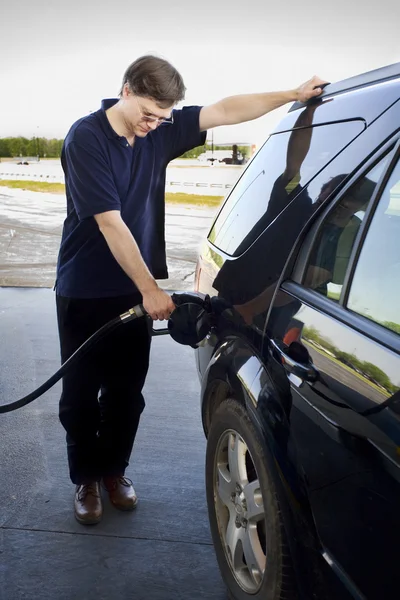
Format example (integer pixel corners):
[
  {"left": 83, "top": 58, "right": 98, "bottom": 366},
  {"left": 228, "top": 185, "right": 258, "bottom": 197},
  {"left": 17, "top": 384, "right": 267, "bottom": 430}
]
[{"left": 120, "top": 55, "right": 186, "bottom": 108}]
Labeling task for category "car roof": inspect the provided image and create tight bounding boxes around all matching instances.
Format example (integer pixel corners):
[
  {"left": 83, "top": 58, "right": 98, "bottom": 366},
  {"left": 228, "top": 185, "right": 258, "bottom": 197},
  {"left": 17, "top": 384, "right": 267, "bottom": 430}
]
[
  {"left": 269, "top": 62, "right": 400, "bottom": 132},
  {"left": 289, "top": 62, "right": 400, "bottom": 112}
]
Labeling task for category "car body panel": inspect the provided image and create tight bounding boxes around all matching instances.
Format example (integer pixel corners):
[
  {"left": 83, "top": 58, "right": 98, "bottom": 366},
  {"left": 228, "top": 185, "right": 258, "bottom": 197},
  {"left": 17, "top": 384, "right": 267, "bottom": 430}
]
[
  {"left": 266, "top": 287, "right": 400, "bottom": 599},
  {"left": 196, "top": 72, "right": 400, "bottom": 599}
]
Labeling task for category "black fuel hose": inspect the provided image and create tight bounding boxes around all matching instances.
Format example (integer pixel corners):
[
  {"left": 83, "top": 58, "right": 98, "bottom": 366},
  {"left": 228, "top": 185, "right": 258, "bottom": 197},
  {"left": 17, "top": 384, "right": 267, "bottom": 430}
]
[{"left": 0, "top": 304, "right": 144, "bottom": 415}]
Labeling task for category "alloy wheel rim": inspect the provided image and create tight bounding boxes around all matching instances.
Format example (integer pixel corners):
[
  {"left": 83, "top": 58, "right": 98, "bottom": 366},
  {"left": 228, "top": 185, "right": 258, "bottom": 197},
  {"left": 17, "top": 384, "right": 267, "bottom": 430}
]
[{"left": 214, "top": 429, "right": 266, "bottom": 593}]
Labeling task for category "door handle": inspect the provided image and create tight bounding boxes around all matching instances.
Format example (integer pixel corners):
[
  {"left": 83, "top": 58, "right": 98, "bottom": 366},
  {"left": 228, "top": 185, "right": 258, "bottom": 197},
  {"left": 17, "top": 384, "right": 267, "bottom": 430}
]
[{"left": 269, "top": 339, "right": 319, "bottom": 383}]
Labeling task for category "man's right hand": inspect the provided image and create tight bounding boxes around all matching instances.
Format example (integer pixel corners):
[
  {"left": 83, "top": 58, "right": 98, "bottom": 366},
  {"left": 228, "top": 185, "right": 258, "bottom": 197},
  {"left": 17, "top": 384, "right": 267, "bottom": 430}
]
[{"left": 142, "top": 287, "right": 176, "bottom": 321}]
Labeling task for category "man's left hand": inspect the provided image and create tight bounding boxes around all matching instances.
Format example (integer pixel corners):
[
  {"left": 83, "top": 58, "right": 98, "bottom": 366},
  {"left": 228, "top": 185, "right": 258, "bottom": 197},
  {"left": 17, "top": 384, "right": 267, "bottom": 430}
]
[{"left": 295, "top": 76, "right": 330, "bottom": 103}]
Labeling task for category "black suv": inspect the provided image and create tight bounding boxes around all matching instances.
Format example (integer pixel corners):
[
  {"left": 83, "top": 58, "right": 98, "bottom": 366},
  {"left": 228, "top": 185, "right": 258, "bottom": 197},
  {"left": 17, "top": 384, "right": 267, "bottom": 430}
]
[{"left": 194, "top": 63, "right": 400, "bottom": 600}]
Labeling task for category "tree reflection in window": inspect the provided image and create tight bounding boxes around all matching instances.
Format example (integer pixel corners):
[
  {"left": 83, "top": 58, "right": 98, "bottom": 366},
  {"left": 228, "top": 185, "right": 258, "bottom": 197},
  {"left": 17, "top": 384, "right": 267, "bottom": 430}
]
[{"left": 303, "top": 325, "right": 398, "bottom": 396}]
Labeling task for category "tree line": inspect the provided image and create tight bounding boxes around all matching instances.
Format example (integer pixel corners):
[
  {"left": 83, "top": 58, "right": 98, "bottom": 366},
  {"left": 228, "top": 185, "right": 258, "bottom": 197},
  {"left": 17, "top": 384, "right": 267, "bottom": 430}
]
[
  {"left": 303, "top": 325, "right": 399, "bottom": 395},
  {"left": 0, "top": 137, "right": 251, "bottom": 160},
  {"left": 0, "top": 137, "right": 63, "bottom": 158}
]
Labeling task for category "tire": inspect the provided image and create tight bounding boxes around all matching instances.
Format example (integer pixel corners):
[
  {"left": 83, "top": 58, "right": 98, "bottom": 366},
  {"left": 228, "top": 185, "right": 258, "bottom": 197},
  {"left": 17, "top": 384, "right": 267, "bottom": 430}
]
[{"left": 206, "top": 398, "right": 297, "bottom": 600}]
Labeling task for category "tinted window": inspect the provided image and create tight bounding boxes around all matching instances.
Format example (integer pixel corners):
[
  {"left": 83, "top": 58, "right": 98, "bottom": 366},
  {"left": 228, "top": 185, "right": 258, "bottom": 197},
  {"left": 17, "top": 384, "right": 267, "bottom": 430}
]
[
  {"left": 304, "top": 159, "right": 387, "bottom": 301},
  {"left": 348, "top": 158, "right": 400, "bottom": 334},
  {"left": 208, "top": 118, "right": 364, "bottom": 256}
]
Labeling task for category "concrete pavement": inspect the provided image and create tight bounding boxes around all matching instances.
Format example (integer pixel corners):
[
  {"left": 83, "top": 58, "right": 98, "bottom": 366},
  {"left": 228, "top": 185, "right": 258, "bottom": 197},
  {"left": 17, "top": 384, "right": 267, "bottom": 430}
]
[
  {"left": 0, "top": 187, "right": 217, "bottom": 289},
  {"left": 0, "top": 287, "right": 227, "bottom": 600},
  {"left": 0, "top": 186, "right": 227, "bottom": 599}
]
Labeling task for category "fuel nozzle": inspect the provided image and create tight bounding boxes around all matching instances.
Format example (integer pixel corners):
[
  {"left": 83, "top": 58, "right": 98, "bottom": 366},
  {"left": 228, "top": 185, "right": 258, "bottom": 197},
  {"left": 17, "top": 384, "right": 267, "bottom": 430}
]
[
  {"left": 123, "top": 292, "right": 231, "bottom": 348},
  {"left": 167, "top": 292, "right": 234, "bottom": 347},
  {"left": 168, "top": 292, "right": 212, "bottom": 347}
]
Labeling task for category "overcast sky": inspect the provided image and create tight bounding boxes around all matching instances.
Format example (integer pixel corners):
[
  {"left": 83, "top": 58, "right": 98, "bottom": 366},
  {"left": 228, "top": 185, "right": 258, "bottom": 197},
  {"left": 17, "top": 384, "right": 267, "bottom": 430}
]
[{"left": 1, "top": 0, "right": 399, "bottom": 145}]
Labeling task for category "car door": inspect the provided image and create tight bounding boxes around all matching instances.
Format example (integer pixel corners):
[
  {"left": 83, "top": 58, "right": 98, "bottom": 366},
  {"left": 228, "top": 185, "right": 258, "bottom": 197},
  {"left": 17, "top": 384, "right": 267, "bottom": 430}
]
[{"left": 265, "top": 140, "right": 400, "bottom": 600}]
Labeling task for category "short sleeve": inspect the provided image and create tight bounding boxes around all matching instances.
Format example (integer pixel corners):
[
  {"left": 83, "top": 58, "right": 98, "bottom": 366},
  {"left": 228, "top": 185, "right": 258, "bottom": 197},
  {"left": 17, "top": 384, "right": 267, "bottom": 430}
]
[
  {"left": 63, "top": 131, "right": 121, "bottom": 220},
  {"left": 158, "top": 106, "right": 207, "bottom": 162}
]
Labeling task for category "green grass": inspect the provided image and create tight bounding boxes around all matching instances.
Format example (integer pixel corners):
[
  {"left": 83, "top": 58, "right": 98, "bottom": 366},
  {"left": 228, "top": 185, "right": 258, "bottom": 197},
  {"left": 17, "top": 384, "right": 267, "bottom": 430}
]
[
  {"left": 0, "top": 179, "right": 65, "bottom": 194},
  {"left": 165, "top": 192, "right": 223, "bottom": 206},
  {"left": 0, "top": 179, "right": 224, "bottom": 207}
]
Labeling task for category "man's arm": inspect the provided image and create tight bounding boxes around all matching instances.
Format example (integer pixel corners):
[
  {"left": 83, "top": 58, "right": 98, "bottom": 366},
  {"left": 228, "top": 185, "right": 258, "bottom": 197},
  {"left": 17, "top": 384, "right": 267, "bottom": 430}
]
[
  {"left": 282, "top": 102, "right": 321, "bottom": 185},
  {"left": 94, "top": 211, "right": 175, "bottom": 320},
  {"left": 199, "top": 75, "right": 328, "bottom": 131}
]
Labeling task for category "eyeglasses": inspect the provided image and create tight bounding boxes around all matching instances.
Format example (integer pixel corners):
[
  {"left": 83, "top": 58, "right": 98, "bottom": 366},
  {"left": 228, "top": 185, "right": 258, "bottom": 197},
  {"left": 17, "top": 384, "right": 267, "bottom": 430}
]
[{"left": 134, "top": 96, "right": 174, "bottom": 126}]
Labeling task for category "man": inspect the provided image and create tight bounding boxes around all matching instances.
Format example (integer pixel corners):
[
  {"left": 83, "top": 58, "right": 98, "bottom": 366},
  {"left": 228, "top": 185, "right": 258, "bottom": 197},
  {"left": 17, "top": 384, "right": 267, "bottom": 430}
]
[{"left": 55, "top": 54, "right": 326, "bottom": 525}]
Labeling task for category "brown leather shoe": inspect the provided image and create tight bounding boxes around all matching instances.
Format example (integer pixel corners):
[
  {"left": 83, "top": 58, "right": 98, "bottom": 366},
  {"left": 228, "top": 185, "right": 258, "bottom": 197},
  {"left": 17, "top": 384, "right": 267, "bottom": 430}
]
[
  {"left": 74, "top": 482, "right": 103, "bottom": 525},
  {"left": 103, "top": 475, "right": 138, "bottom": 511}
]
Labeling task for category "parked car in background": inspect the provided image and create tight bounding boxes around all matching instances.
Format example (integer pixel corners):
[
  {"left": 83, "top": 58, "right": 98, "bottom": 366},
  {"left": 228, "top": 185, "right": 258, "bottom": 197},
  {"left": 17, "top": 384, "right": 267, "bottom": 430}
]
[{"left": 195, "top": 63, "right": 400, "bottom": 600}]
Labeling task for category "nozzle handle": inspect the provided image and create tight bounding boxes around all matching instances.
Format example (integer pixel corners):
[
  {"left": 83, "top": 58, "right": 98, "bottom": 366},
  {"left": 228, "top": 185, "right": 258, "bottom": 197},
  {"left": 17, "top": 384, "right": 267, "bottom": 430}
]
[{"left": 120, "top": 303, "right": 171, "bottom": 336}]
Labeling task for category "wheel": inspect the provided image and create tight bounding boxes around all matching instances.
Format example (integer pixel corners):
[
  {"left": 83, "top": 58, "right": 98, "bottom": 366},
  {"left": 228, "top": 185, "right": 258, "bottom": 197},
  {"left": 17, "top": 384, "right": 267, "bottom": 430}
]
[{"left": 206, "top": 398, "right": 297, "bottom": 600}]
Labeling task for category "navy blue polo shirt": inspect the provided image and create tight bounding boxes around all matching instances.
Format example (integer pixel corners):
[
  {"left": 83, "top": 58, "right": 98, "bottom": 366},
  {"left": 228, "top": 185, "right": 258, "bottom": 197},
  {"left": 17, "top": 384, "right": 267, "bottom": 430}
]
[{"left": 55, "top": 100, "right": 206, "bottom": 298}]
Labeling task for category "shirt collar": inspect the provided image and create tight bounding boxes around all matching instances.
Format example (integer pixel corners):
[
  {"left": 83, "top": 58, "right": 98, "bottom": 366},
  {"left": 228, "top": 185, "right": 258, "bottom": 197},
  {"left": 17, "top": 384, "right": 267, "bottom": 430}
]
[
  {"left": 96, "top": 98, "right": 147, "bottom": 149},
  {"left": 97, "top": 98, "right": 123, "bottom": 140}
]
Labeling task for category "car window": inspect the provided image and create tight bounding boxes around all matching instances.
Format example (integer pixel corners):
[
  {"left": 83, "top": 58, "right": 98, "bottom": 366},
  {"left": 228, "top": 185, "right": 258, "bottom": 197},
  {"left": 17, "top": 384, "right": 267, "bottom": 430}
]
[
  {"left": 347, "top": 158, "right": 400, "bottom": 334},
  {"left": 304, "top": 158, "right": 387, "bottom": 301},
  {"left": 208, "top": 119, "right": 364, "bottom": 257}
]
